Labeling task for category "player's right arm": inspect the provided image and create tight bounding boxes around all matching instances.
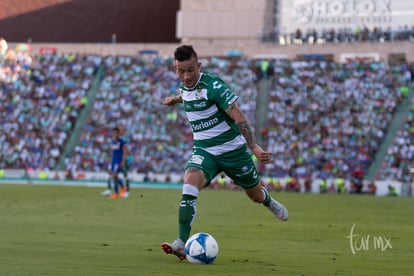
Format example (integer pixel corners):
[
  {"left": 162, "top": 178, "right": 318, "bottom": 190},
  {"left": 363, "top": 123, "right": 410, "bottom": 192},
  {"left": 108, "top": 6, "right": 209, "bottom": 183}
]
[
  {"left": 225, "top": 102, "right": 273, "bottom": 164},
  {"left": 163, "top": 95, "right": 182, "bottom": 106}
]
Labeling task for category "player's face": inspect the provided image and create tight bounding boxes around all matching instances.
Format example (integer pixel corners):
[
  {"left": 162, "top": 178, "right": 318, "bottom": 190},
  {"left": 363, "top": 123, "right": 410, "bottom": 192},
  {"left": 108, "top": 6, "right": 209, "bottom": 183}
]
[
  {"left": 174, "top": 56, "right": 201, "bottom": 88},
  {"left": 113, "top": 130, "right": 120, "bottom": 139}
]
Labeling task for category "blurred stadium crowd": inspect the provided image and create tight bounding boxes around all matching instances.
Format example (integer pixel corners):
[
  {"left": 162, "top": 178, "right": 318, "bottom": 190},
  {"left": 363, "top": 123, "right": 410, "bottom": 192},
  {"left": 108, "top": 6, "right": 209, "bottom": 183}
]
[{"left": 0, "top": 39, "right": 413, "bottom": 189}]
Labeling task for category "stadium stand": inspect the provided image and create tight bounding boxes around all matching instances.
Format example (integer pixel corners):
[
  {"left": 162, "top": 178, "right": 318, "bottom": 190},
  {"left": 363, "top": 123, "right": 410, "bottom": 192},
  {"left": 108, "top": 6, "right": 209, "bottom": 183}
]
[
  {"left": 0, "top": 52, "right": 101, "bottom": 170},
  {"left": 1, "top": 48, "right": 413, "bottom": 194},
  {"left": 261, "top": 59, "right": 410, "bottom": 184},
  {"left": 379, "top": 87, "right": 414, "bottom": 182}
]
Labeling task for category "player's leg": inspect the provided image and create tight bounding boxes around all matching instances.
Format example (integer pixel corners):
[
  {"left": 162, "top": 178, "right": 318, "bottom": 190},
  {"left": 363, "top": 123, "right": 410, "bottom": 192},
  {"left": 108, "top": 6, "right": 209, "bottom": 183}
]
[
  {"left": 245, "top": 184, "right": 288, "bottom": 221},
  {"left": 110, "top": 165, "right": 122, "bottom": 199},
  {"left": 121, "top": 169, "right": 129, "bottom": 198},
  {"left": 161, "top": 168, "right": 205, "bottom": 260},
  {"left": 179, "top": 168, "right": 205, "bottom": 242},
  {"left": 110, "top": 173, "right": 119, "bottom": 199},
  {"left": 102, "top": 164, "right": 113, "bottom": 196},
  {"left": 101, "top": 175, "right": 112, "bottom": 196},
  {"left": 117, "top": 169, "right": 124, "bottom": 190},
  {"left": 124, "top": 168, "right": 130, "bottom": 191},
  {"left": 222, "top": 146, "right": 288, "bottom": 221},
  {"left": 162, "top": 149, "right": 218, "bottom": 260},
  {"left": 116, "top": 169, "right": 126, "bottom": 197},
  {"left": 107, "top": 175, "right": 112, "bottom": 189}
]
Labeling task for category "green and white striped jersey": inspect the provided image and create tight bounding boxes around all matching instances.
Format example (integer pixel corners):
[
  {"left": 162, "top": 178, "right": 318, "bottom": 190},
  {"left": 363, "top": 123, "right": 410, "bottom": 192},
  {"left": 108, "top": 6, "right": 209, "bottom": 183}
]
[{"left": 179, "top": 72, "right": 245, "bottom": 156}]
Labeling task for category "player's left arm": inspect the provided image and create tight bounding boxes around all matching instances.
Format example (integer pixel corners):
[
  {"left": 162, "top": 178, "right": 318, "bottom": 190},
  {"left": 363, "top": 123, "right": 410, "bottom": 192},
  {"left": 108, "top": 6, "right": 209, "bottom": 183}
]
[{"left": 225, "top": 102, "right": 273, "bottom": 164}]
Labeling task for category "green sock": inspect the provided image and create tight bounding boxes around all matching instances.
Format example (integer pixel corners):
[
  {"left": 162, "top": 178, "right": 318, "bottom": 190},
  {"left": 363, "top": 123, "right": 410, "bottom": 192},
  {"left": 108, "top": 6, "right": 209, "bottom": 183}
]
[
  {"left": 262, "top": 187, "right": 272, "bottom": 206},
  {"left": 125, "top": 178, "right": 130, "bottom": 191},
  {"left": 179, "top": 194, "right": 197, "bottom": 242},
  {"left": 107, "top": 178, "right": 111, "bottom": 189}
]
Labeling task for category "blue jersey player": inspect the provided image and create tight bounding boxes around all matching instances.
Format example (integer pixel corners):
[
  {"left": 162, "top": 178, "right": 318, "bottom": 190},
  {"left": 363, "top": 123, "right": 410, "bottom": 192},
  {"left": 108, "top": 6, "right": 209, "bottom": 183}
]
[{"left": 102, "top": 127, "right": 128, "bottom": 198}]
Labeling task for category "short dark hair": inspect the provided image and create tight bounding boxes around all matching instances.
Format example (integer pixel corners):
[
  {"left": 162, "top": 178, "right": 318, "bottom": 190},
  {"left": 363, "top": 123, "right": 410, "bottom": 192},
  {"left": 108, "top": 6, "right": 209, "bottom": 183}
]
[
  {"left": 174, "top": 45, "right": 198, "bottom": 62},
  {"left": 113, "top": 127, "right": 120, "bottom": 132}
]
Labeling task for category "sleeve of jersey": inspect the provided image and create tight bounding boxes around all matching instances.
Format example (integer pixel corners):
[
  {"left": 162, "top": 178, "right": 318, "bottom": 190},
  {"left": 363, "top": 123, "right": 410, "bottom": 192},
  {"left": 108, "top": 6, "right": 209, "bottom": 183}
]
[{"left": 210, "top": 79, "right": 238, "bottom": 110}]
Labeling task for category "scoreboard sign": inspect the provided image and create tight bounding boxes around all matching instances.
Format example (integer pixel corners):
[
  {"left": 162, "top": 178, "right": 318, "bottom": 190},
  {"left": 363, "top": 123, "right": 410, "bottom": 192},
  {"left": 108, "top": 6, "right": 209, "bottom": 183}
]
[{"left": 282, "top": 0, "right": 413, "bottom": 32}]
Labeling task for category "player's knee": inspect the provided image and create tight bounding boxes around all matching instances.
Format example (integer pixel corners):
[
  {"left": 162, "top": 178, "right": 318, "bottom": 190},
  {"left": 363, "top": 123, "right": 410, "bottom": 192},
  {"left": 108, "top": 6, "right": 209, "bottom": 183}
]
[{"left": 184, "top": 167, "right": 206, "bottom": 190}]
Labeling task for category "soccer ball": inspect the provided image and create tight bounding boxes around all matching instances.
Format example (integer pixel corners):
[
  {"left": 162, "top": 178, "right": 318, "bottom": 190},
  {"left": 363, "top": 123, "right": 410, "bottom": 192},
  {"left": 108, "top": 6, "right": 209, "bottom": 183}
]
[{"left": 184, "top": 232, "right": 219, "bottom": 264}]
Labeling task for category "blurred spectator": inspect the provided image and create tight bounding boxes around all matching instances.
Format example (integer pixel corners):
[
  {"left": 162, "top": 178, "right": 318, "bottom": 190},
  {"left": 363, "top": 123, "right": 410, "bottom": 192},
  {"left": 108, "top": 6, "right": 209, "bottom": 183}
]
[
  {"left": 388, "top": 184, "right": 398, "bottom": 196},
  {"left": 319, "top": 178, "right": 328, "bottom": 193},
  {"left": 335, "top": 176, "right": 346, "bottom": 194},
  {"left": 304, "top": 173, "right": 312, "bottom": 193},
  {"left": 350, "top": 167, "right": 364, "bottom": 194},
  {"left": 368, "top": 181, "right": 377, "bottom": 195},
  {"left": 285, "top": 176, "right": 300, "bottom": 192}
]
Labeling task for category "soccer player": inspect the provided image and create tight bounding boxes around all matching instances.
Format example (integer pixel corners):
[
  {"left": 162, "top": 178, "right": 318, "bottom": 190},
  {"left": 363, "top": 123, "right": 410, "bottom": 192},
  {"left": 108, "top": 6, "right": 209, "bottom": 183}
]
[
  {"left": 102, "top": 126, "right": 130, "bottom": 198},
  {"left": 161, "top": 45, "right": 288, "bottom": 260},
  {"left": 106, "top": 126, "right": 128, "bottom": 199}
]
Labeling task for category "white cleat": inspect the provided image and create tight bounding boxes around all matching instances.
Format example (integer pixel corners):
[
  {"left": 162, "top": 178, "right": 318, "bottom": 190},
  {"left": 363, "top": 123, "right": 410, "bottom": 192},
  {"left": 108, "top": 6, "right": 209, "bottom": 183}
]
[
  {"left": 161, "top": 239, "right": 186, "bottom": 260},
  {"left": 267, "top": 198, "right": 289, "bottom": 221},
  {"left": 101, "top": 189, "right": 112, "bottom": 196}
]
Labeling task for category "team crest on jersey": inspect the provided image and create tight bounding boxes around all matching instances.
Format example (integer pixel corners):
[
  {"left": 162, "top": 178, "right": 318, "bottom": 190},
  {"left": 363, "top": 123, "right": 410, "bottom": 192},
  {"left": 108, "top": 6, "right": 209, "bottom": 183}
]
[
  {"left": 196, "top": 87, "right": 203, "bottom": 100},
  {"left": 111, "top": 142, "right": 121, "bottom": 150}
]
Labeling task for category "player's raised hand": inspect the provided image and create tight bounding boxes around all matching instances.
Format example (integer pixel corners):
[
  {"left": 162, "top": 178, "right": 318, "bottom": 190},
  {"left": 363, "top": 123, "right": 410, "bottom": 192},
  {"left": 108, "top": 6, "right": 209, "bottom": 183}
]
[
  {"left": 162, "top": 96, "right": 175, "bottom": 106},
  {"left": 251, "top": 145, "right": 273, "bottom": 164},
  {"left": 162, "top": 95, "right": 182, "bottom": 106}
]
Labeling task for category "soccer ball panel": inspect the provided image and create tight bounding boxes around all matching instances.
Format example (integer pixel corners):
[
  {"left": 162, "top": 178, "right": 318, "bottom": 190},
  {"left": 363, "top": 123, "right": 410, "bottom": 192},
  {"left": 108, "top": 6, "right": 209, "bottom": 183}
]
[{"left": 185, "top": 232, "right": 219, "bottom": 264}]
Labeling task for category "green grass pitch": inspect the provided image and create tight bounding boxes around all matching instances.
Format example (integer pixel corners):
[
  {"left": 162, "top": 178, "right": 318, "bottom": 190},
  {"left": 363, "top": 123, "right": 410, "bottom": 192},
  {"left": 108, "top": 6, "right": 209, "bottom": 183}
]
[{"left": 0, "top": 184, "right": 413, "bottom": 275}]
